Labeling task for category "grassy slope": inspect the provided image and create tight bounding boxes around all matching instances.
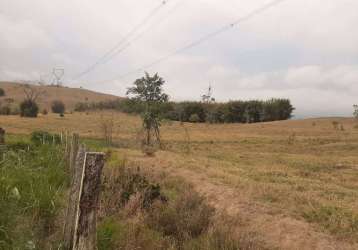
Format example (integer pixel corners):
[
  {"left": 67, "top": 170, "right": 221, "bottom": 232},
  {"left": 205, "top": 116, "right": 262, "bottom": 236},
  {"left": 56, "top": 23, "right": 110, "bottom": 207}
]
[
  {"left": 0, "top": 82, "right": 120, "bottom": 111},
  {"left": 1, "top": 112, "right": 358, "bottom": 249}
]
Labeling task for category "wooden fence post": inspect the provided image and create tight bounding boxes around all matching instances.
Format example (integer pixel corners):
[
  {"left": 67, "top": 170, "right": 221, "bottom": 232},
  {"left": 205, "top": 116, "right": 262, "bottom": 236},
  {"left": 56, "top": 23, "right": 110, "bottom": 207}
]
[
  {"left": 69, "top": 133, "right": 79, "bottom": 177},
  {"left": 0, "top": 128, "right": 5, "bottom": 144},
  {"left": 63, "top": 145, "right": 86, "bottom": 249},
  {"left": 72, "top": 152, "right": 105, "bottom": 250}
]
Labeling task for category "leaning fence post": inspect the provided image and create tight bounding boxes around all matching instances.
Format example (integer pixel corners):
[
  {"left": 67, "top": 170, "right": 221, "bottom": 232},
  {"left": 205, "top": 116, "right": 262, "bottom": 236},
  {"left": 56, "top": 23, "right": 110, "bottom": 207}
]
[
  {"left": 63, "top": 145, "right": 86, "bottom": 249},
  {"left": 72, "top": 152, "right": 105, "bottom": 250}
]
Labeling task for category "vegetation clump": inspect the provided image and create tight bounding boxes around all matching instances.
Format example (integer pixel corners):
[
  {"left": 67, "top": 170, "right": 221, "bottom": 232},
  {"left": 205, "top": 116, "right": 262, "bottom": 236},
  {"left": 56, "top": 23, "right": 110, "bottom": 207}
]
[
  {"left": 30, "top": 131, "right": 61, "bottom": 145},
  {"left": 0, "top": 87, "right": 5, "bottom": 96},
  {"left": 20, "top": 99, "right": 39, "bottom": 117},
  {"left": 98, "top": 159, "right": 261, "bottom": 250},
  {"left": 51, "top": 100, "right": 65, "bottom": 114},
  {"left": 19, "top": 85, "right": 44, "bottom": 118}
]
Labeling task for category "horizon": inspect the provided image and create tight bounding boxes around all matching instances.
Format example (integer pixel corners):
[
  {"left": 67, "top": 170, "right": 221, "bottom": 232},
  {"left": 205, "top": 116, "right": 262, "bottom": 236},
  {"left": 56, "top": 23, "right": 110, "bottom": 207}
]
[{"left": 1, "top": 80, "right": 355, "bottom": 119}]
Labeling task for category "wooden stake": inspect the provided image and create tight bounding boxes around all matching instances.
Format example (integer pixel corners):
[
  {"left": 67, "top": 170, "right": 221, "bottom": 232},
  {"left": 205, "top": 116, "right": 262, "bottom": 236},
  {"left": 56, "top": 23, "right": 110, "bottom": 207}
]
[{"left": 72, "top": 152, "right": 105, "bottom": 250}]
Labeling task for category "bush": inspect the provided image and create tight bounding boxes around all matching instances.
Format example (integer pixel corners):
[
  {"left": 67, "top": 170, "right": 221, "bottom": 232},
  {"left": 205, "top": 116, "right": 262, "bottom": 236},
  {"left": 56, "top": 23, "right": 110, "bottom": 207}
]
[
  {"left": 20, "top": 99, "right": 39, "bottom": 117},
  {"left": 51, "top": 100, "right": 65, "bottom": 114},
  {"left": 100, "top": 163, "right": 166, "bottom": 217},
  {"left": 146, "top": 189, "right": 215, "bottom": 244},
  {"left": 42, "top": 109, "right": 48, "bottom": 115},
  {"left": 0, "top": 88, "right": 5, "bottom": 96}
]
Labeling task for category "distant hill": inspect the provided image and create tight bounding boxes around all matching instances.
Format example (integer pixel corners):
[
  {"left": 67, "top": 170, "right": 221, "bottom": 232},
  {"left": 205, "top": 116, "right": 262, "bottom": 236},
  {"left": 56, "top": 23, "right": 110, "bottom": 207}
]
[{"left": 0, "top": 82, "right": 121, "bottom": 111}]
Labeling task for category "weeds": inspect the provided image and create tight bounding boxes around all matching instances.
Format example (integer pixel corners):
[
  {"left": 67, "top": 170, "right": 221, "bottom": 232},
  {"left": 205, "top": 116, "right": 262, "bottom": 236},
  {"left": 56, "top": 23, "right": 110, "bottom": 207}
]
[
  {"left": 0, "top": 142, "right": 67, "bottom": 249},
  {"left": 100, "top": 162, "right": 166, "bottom": 217},
  {"left": 302, "top": 204, "right": 358, "bottom": 240},
  {"left": 98, "top": 160, "right": 262, "bottom": 250},
  {"left": 31, "top": 130, "right": 61, "bottom": 145}
]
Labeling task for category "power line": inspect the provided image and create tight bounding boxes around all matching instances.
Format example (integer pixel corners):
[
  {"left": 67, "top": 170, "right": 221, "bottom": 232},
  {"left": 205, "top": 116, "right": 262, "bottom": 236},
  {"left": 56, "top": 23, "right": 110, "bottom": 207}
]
[
  {"left": 74, "top": 0, "right": 170, "bottom": 80},
  {"left": 98, "top": 0, "right": 186, "bottom": 67},
  {"left": 94, "top": 0, "right": 288, "bottom": 85}
]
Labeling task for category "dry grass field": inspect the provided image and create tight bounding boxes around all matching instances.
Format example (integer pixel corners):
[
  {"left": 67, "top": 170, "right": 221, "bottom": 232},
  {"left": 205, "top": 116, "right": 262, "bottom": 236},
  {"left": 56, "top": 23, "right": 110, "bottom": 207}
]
[
  {"left": 0, "top": 82, "right": 119, "bottom": 111},
  {"left": 1, "top": 112, "right": 358, "bottom": 249}
]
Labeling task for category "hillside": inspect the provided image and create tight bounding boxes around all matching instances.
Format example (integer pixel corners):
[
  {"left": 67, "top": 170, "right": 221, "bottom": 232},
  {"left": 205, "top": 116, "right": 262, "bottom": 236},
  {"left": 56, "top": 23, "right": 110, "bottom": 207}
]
[{"left": 0, "top": 82, "right": 120, "bottom": 111}]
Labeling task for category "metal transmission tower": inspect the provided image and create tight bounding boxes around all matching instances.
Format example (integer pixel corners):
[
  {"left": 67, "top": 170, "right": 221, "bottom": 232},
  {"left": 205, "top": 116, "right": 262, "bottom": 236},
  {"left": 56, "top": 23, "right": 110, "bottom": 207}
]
[
  {"left": 201, "top": 84, "right": 215, "bottom": 103},
  {"left": 52, "top": 68, "right": 64, "bottom": 86}
]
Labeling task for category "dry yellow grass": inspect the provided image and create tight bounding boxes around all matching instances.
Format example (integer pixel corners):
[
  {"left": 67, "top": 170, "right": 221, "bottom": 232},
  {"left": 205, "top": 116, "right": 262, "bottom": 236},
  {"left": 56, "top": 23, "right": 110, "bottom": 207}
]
[
  {"left": 1, "top": 111, "right": 358, "bottom": 249},
  {"left": 0, "top": 82, "right": 119, "bottom": 111}
]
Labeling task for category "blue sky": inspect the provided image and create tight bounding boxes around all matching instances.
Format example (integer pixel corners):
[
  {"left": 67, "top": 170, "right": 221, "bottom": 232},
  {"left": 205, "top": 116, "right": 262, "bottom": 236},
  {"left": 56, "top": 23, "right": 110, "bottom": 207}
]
[{"left": 0, "top": 0, "right": 357, "bottom": 118}]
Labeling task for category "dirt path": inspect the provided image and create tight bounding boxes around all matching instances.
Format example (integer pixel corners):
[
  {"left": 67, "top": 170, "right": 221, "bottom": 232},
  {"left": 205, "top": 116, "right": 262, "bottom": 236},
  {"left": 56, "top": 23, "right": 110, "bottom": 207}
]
[{"left": 123, "top": 150, "right": 358, "bottom": 250}]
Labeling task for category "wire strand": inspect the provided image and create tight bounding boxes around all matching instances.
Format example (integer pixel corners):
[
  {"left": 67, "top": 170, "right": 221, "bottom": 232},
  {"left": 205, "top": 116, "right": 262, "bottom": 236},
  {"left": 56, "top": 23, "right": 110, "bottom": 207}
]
[
  {"left": 93, "top": 0, "right": 287, "bottom": 85},
  {"left": 74, "top": 0, "right": 170, "bottom": 79}
]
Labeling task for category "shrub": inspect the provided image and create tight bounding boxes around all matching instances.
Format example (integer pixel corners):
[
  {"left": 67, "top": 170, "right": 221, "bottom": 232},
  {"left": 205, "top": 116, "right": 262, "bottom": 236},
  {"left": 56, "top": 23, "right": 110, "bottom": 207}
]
[
  {"left": 51, "top": 100, "right": 65, "bottom": 114},
  {"left": 0, "top": 87, "right": 5, "bottom": 96},
  {"left": 20, "top": 99, "right": 39, "bottom": 117},
  {"left": 101, "top": 163, "right": 166, "bottom": 217},
  {"left": 189, "top": 114, "right": 201, "bottom": 123},
  {"left": 42, "top": 109, "right": 48, "bottom": 115},
  {"left": 146, "top": 189, "right": 215, "bottom": 244}
]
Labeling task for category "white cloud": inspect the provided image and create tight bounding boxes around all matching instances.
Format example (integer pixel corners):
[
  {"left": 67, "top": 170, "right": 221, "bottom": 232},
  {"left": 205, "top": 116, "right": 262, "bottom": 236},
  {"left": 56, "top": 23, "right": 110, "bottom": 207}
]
[{"left": 0, "top": 0, "right": 357, "bottom": 117}]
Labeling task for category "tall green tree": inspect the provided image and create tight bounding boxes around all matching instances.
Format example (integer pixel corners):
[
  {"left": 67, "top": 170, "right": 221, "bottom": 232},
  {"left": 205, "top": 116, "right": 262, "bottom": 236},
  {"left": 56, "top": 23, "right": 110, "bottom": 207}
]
[{"left": 127, "top": 72, "right": 169, "bottom": 147}]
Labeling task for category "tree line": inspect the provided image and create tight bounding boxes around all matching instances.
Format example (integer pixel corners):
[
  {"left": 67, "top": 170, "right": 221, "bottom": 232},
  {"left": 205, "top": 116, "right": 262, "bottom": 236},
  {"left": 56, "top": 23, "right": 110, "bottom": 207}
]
[{"left": 74, "top": 98, "right": 295, "bottom": 124}]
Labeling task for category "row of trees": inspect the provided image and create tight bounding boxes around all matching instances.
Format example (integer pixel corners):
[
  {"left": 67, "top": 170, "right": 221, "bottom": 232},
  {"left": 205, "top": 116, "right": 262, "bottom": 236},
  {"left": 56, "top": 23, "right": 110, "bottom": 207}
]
[
  {"left": 163, "top": 99, "right": 294, "bottom": 123},
  {"left": 75, "top": 97, "right": 294, "bottom": 124}
]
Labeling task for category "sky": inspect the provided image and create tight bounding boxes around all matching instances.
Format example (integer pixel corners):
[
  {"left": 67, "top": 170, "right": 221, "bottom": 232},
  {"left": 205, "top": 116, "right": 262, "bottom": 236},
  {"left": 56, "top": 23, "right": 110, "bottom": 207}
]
[{"left": 0, "top": 0, "right": 357, "bottom": 118}]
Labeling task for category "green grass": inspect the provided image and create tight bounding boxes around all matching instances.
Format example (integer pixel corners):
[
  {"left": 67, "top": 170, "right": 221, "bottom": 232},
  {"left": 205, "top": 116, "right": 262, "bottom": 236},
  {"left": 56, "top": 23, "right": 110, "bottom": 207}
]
[
  {"left": 0, "top": 139, "right": 68, "bottom": 249},
  {"left": 302, "top": 205, "right": 358, "bottom": 240}
]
